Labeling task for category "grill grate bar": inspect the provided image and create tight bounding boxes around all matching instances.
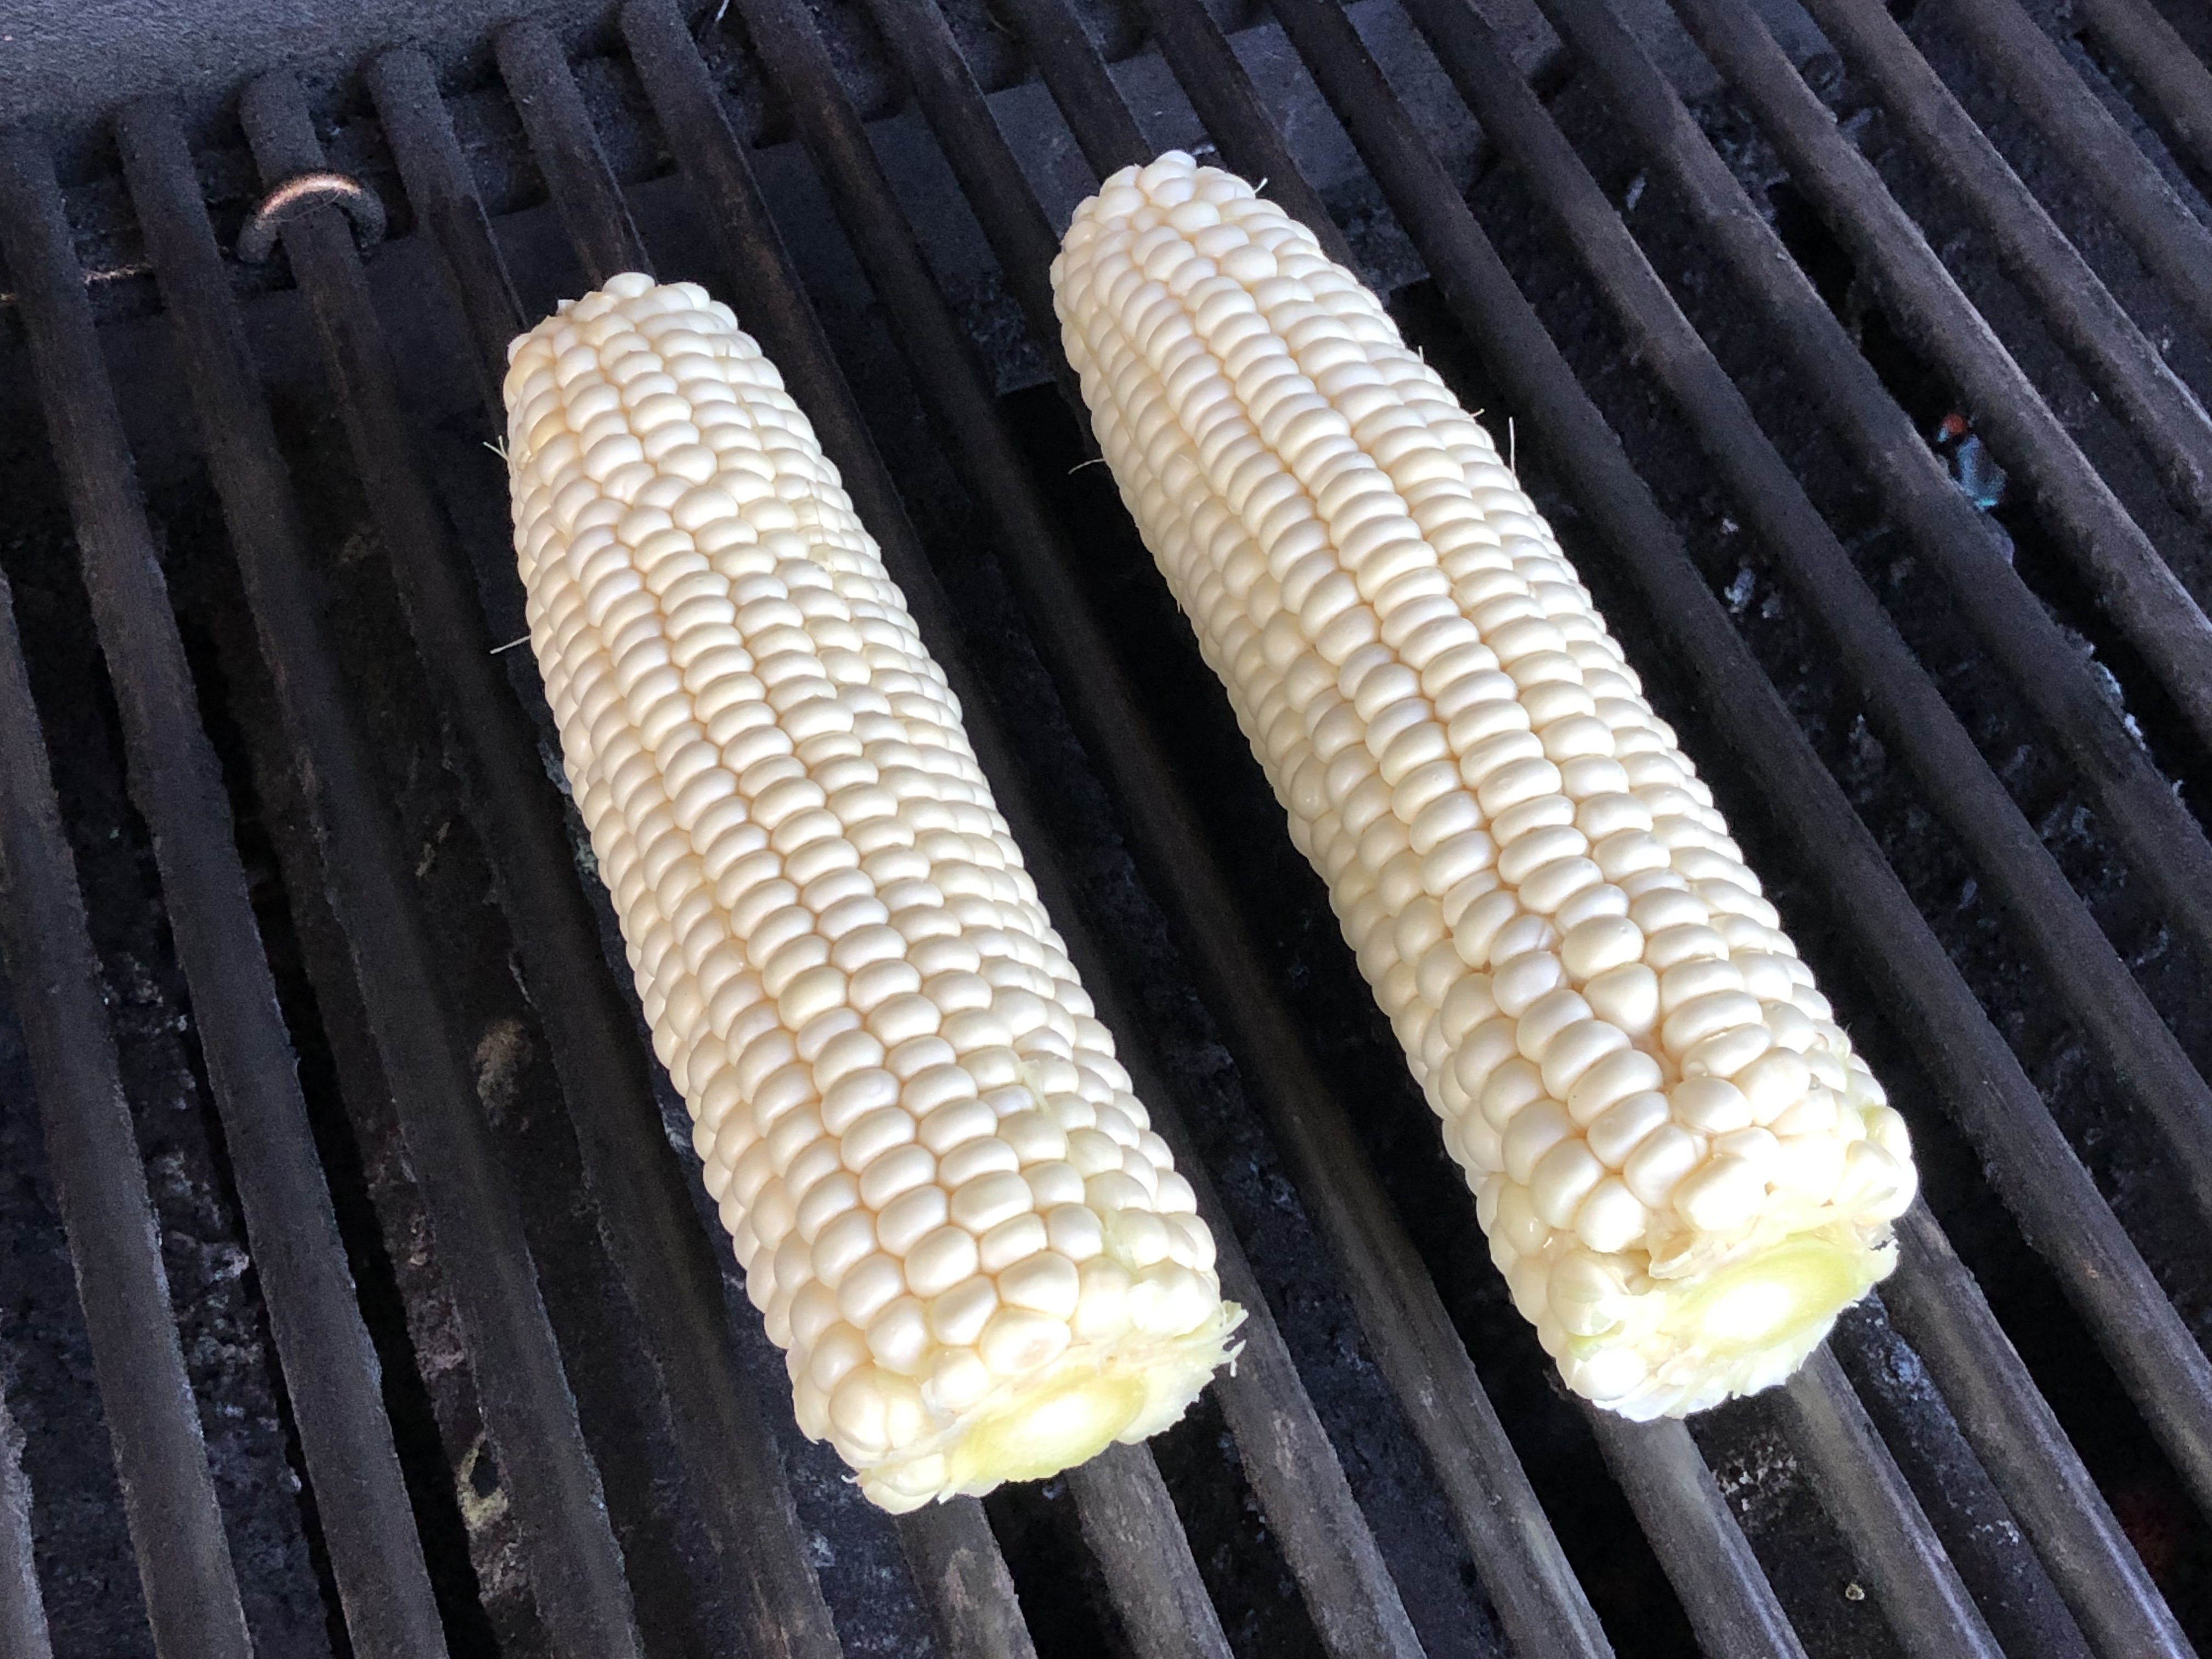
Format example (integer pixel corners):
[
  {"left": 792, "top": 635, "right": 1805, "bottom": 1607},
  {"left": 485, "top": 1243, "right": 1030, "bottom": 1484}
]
[
  {"left": 0, "top": 573, "right": 251, "bottom": 1658},
  {"left": 660, "top": 0, "right": 1435, "bottom": 1645},
  {"left": 496, "top": 21, "right": 655, "bottom": 285},
  {"left": 889, "top": 1493, "right": 1039, "bottom": 1659},
  {"left": 840, "top": 0, "right": 1087, "bottom": 419},
  {"left": 0, "top": 1391, "right": 50, "bottom": 1659},
  {"left": 1792, "top": 0, "right": 2212, "bottom": 531},
  {"left": 364, "top": 50, "right": 526, "bottom": 413},
  {"left": 1065, "top": 1444, "right": 1236, "bottom": 1659},
  {"left": 990, "top": 0, "right": 1152, "bottom": 178},
  {"left": 1940, "top": 0, "right": 2212, "bottom": 346},
  {"left": 1822, "top": 1303, "right": 2103, "bottom": 1659},
  {"left": 1667, "top": 0, "right": 2212, "bottom": 780},
  {"left": 1539, "top": 0, "right": 2212, "bottom": 973},
  {"left": 1584, "top": 1413, "right": 1810, "bottom": 1659},
  {"left": 0, "top": 129, "right": 450, "bottom": 1659},
  {"left": 2072, "top": 0, "right": 2212, "bottom": 182},
  {"left": 1878, "top": 1206, "right": 2197, "bottom": 1659},
  {"left": 236, "top": 64, "right": 849, "bottom": 1659},
  {"left": 1770, "top": 1351, "right": 2007, "bottom": 1659},
  {"left": 114, "top": 95, "right": 649, "bottom": 1659}
]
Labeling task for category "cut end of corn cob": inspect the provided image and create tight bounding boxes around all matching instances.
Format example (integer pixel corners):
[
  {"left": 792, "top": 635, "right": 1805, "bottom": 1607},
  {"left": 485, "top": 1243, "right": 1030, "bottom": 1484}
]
[
  {"left": 1052, "top": 155, "right": 1915, "bottom": 1419},
  {"left": 504, "top": 273, "right": 1240, "bottom": 1510}
]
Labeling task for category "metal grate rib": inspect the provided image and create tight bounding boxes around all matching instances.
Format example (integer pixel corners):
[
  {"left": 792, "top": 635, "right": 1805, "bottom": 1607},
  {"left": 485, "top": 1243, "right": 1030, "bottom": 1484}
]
[
  {"left": 0, "top": 549, "right": 252, "bottom": 1659},
  {"left": 233, "top": 61, "right": 848, "bottom": 1659},
  {"left": 117, "top": 92, "right": 646, "bottom": 1659},
  {"left": 0, "top": 128, "right": 447, "bottom": 1659}
]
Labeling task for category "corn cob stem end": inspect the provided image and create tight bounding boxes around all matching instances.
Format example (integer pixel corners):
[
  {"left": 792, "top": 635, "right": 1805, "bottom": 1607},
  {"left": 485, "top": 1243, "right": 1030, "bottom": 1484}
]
[
  {"left": 1585, "top": 1229, "right": 1889, "bottom": 1419},
  {"left": 865, "top": 1306, "right": 1245, "bottom": 1511}
]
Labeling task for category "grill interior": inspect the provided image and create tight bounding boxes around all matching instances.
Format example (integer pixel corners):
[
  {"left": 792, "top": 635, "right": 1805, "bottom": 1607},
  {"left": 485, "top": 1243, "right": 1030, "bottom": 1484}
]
[{"left": 1, "top": 0, "right": 2209, "bottom": 1653}]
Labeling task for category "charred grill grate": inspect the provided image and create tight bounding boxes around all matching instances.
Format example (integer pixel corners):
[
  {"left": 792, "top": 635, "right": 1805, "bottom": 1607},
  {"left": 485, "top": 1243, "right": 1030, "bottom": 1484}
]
[{"left": 0, "top": 0, "right": 2208, "bottom": 1653}]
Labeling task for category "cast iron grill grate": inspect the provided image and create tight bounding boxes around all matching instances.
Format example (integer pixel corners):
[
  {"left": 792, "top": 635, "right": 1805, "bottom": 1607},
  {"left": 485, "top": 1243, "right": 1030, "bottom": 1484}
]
[{"left": 0, "top": 0, "right": 2208, "bottom": 1653}]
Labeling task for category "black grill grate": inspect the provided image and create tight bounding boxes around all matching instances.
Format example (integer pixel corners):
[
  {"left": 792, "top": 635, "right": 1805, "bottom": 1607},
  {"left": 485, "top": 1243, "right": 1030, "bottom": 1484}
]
[{"left": 0, "top": 0, "right": 2208, "bottom": 1653}]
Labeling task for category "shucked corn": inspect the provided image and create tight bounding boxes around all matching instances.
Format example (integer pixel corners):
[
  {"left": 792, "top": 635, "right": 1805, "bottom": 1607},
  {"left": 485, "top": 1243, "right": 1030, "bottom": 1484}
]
[
  {"left": 504, "top": 273, "right": 1241, "bottom": 1511},
  {"left": 1052, "top": 155, "right": 1916, "bottom": 1417}
]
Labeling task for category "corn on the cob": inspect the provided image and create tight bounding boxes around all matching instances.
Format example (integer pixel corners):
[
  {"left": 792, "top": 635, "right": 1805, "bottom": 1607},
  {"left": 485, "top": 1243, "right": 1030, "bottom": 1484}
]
[
  {"left": 1051, "top": 154, "right": 1916, "bottom": 1418},
  {"left": 503, "top": 273, "right": 1241, "bottom": 1511}
]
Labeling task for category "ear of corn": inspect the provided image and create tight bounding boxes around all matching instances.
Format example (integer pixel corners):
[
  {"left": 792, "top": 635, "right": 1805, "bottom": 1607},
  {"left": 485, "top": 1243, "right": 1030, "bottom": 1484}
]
[
  {"left": 1051, "top": 154, "right": 1915, "bottom": 1418},
  {"left": 504, "top": 273, "right": 1241, "bottom": 1511}
]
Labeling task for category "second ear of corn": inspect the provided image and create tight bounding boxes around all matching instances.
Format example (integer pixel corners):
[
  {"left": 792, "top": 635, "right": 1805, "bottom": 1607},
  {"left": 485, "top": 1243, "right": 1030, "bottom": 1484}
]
[
  {"left": 505, "top": 274, "right": 1240, "bottom": 1512},
  {"left": 1052, "top": 154, "right": 1916, "bottom": 1418}
]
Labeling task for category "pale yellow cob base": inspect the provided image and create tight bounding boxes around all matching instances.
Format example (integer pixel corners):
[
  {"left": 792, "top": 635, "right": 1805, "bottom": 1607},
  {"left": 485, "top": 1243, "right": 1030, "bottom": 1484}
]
[
  {"left": 874, "top": 1318, "right": 1242, "bottom": 1505},
  {"left": 1565, "top": 1226, "right": 1890, "bottom": 1415}
]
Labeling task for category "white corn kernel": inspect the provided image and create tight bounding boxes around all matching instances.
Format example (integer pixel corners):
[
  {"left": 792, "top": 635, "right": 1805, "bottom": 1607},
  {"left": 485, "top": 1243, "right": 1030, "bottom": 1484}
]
[
  {"left": 507, "top": 275, "right": 1241, "bottom": 1510},
  {"left": 1053, "top": 155, "right": 1913, "bottom": 1419}
]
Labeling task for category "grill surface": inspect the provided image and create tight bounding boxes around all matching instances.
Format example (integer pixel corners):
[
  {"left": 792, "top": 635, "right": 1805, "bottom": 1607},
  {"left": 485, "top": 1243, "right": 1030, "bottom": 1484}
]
[{"left": 0, "top": 0, "right": 2208, "bottom": 1654}]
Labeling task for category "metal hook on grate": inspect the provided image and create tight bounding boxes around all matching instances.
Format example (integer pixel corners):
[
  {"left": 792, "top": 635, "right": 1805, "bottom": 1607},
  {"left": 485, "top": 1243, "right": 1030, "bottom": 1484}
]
[{"left": 235, "top": 168, "right": 387, "bottom": 263}]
